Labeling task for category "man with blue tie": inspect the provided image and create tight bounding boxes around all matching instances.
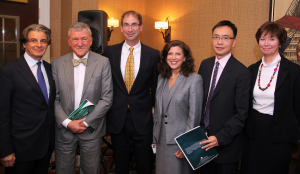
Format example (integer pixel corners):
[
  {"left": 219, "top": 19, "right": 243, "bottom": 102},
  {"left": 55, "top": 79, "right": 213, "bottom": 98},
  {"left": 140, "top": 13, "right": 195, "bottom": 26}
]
[
  {"left": 198, "top": 20, "right": 251, "bottom": 174},
  {"left": 0, "top": 24, "right": 56, "bottom": 174}
]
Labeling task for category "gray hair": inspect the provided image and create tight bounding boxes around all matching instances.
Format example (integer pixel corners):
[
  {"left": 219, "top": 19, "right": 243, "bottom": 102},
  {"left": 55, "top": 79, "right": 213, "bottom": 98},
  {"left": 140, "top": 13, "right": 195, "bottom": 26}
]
[
  {"left": 22, "top": 24, "right": 51, "bottom": 45},
  {"left": 68, "top": 22, "right": 92, "bottom": 38}
]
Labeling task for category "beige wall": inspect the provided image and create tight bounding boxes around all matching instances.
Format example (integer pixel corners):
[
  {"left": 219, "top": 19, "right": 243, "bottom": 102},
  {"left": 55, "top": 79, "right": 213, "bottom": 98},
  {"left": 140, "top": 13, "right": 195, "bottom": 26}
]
[
  {"left": 51, "top": 0, "right": 270, "bottom": 68},
  {"left": 50, "top": 0, "right": 98, "bottom": 61},
  {"left": 98, "top": 0, "right": 270, "bottom": 68}
]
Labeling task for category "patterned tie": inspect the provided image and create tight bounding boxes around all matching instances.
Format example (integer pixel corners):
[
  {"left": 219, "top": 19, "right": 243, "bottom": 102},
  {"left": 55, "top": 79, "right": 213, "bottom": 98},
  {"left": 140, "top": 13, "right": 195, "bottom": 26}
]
[
  {"left": 124, "top": 47, "right": 135, "bottom": 93},
  {"left": 37, "top": 61, "right": 48, "bottom": 104},
  {"left": 203, "top": 61, "right": 219, "bottom": 128},
  {"left": 72, "top": 58, "right": 87, "bottom": 66}
]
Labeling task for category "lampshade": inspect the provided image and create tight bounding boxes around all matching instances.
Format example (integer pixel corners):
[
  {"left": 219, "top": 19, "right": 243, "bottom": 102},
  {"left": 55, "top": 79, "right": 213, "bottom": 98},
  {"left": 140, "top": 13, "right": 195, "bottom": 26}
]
[
  {"left": 155, "top": 21, "right": 168, "bottom": 29},
  {"left": 108, "top": 18, "right": 119, "bottom": 27}
]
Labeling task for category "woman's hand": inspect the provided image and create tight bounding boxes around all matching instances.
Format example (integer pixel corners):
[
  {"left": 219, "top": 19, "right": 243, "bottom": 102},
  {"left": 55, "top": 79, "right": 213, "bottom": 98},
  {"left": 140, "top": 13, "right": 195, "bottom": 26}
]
[{"left": 175, "top": 149, "right": 185, "bottom": 159}]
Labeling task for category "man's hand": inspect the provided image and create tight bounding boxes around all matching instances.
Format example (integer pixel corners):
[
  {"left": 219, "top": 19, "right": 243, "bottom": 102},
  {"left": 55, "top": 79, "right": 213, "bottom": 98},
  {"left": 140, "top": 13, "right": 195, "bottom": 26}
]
[
  {"left": 200, "top": 135, "right": 219, "bottom": 151},
  {"left": 0, "top": 153, "right": 16, "bottom": 167},
  {"left": 175, "top": 149, "right": 185, "bottom": 159},
  {"left": 67, "top": 118, "right": 87, "bottom": 133}
]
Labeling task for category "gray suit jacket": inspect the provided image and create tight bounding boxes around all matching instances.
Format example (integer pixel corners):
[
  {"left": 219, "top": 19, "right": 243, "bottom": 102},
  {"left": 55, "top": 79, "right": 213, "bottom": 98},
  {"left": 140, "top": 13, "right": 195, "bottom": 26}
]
[
  {"left": 153, "top": 72, "right": 203, "bottom": 144},
  {"left": 52, "top": 51, "right": 113, "bottom": 142}
]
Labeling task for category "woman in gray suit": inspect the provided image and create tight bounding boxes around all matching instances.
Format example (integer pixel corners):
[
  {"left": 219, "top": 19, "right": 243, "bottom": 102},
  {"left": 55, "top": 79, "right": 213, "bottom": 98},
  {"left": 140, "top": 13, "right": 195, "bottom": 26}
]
[{"left": 153, "top": 40, "right": 203, "bottom": 174}]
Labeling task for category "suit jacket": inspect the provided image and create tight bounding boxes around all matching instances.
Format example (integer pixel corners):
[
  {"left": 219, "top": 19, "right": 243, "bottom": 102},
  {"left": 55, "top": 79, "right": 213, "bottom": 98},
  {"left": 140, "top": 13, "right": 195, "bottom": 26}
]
[
  {"left": 0, "top": 56, "right": 55, "bottom": 162},
  {"left": 153, "top": 73, "right": 203, "bottom": 144},
  {"left": 198, "top": 55, "right": 251, "bottom": 163},
  {"left": 103, "top": 42, "right": 160, "bottom": 135},
  {"left": 246, "top": 56, "right": 300, "bottom": 143},
  {"left": 52, "top": 51, "right": 113, "bottom": 142}
]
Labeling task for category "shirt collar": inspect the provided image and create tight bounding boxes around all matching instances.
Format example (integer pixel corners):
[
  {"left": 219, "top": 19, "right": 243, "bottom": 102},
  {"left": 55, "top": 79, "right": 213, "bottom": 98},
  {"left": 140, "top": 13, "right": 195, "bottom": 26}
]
[
  {"left": 262, "top": 53, "right": 281, "bottom": 66},
  {"left": 24, "top": 52, "right": 42, "bottom": 68},
  {"left": 73, "top": 52, "right": 89, "bottom": 60},
  {"left": 123, "top": 41, "right": 141, "bottom": 51},
  {"left": 215, "top": 53, "right": 231, "bottom": 68}
]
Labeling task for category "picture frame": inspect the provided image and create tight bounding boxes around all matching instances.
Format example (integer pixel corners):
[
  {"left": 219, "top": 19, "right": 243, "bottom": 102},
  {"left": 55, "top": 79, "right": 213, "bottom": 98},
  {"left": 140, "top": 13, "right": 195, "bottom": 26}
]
[
  {"left": 3, "top": 0, "right": 28, "bottom": 3},
  {"left": 269, "top": 0, "right": 300, "bottom": 64}
]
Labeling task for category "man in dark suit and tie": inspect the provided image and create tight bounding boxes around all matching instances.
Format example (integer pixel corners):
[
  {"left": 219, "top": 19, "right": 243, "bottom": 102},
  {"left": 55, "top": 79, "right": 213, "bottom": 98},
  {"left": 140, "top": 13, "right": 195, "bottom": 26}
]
[
  {"left": 198, "top": 20, "right": 251, "bottom": 174},
  {"left": 0, "top": 24, "right": 55, "bottom": 174},
  {"left": 52, "top": 22, "right": 113, "bottom": 174},
  {"left": 103, "top": 10, "right": 160, "bottom": 174}
]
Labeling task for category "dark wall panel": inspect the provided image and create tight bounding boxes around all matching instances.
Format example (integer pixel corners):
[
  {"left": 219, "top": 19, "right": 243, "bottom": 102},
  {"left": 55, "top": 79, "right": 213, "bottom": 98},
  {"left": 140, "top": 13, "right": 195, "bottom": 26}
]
[{"left": 0, "top": 0, "right": 39, "bottom": 38}]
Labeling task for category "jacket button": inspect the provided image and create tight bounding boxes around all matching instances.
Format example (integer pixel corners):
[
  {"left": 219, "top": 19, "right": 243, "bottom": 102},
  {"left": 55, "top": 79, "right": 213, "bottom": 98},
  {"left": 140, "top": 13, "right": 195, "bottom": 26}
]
[
  {"left": 165, "top": 115, "right": 167, "bottom": 117},
  {"left": 165, "top": 122, "right": 168, "bottom": 124}
]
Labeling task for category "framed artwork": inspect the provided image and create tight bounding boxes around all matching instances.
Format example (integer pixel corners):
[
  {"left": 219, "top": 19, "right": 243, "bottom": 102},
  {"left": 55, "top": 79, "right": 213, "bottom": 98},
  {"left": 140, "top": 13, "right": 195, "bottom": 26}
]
[
  {"left": 270, "top": 0, "right": 300, "bottom": 64},
  {"left": 3, "top": 0, "right": 28, "bottom": 3}
]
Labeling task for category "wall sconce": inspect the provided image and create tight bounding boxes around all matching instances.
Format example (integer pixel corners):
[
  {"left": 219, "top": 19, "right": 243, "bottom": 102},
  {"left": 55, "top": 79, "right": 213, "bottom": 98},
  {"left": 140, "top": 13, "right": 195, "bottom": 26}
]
[
  {"left": 107, "top": 17, "right": 119, "bottom": 41},
  {"left": 155, "top": 17, "right": 171, "bottom": 42}
]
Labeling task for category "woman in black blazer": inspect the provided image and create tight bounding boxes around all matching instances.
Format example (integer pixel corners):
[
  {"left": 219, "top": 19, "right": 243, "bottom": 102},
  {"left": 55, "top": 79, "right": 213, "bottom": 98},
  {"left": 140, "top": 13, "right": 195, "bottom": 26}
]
[{"left": 242, "top": 22, "right": 300, "bottom": 174}]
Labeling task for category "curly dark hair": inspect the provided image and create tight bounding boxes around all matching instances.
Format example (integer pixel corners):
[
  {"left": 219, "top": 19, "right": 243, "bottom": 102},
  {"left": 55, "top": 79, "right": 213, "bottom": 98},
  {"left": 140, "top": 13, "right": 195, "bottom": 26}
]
[{"left": 158, "top": 40, "right": 195, "bottom": 78}]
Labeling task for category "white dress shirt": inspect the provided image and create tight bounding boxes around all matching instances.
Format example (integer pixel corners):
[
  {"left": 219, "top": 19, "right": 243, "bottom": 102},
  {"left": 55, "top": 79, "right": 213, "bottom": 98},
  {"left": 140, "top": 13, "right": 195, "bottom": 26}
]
[
  {"left": 24, "top": 52, "right": 50, "bottom": 97},
  {"left": 120, "top": 41, "right": 141, "bottom": 79},
  {"left": 207, "top": 53, "right": 231, "bottom": 96},
  {"left": 253, "top": 54, "right": 281, "bottom": 115},
  {"left": 62, "top": 52, "right": 89, "bottom": 128}
]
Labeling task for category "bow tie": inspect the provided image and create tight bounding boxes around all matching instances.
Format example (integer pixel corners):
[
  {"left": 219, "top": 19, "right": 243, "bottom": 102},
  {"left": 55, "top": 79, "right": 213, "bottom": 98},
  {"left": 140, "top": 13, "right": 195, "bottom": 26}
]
[{"left": 72, "top": 58, "right": 87, "bottom": 67}]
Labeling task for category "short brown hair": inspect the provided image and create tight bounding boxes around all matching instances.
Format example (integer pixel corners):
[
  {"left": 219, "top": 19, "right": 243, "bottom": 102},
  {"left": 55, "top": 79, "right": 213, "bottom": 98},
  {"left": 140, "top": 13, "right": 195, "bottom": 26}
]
[
  {"left": 21, "top": 24, "right": 51, "bottom": 45},
  {"left": 255, "top": 21, "right": 287, "bottom": 47},
  {"left": 159, "top": 40, "right": 195, "bottom": 78},
  {"left": 121, "top": 10, "right": 142, "bottom": 26}
]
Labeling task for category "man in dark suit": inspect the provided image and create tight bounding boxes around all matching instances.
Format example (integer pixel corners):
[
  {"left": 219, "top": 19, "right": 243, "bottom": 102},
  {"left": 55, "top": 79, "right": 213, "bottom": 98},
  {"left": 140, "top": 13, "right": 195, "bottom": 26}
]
[
  {"left": 103, "top": 10, "right": 160, "bottom": 174},
  {"left": 0, "top": 24, "right": 55, "bottom": 174},
  {"left": 198, "top": 20, "right": 251, "bottom": 174}
]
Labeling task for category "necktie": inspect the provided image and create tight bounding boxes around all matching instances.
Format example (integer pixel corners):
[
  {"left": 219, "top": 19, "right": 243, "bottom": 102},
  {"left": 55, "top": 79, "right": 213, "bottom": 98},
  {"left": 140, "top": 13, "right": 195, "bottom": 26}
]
[
  {"left": 37, "top": 61, "right": 48, "bottom": 104},
  {"left": 203, "top": 61, "right": 219, "bottom": 128},
  {"left": 72, "top": 58, "right": 87, "bottom": 66},
  {"left": 124, "top": 47, "right": 135, "bottom": 93}
]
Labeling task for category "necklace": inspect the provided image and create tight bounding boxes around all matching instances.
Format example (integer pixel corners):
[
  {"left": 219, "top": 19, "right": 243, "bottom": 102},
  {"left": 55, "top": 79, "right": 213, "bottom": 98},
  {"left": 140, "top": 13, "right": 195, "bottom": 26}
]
[{"left": 258, "top": 60, "right": 280, "bottom": 91}]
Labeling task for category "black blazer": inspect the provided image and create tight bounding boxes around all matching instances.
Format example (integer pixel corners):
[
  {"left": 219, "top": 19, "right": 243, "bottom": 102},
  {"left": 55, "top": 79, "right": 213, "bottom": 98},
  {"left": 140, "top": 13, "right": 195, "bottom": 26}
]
[
  {"left": 0, "top": 56, "right": 55, "bottom": 162},
  {"left": 246, "top": 56, "right": 300, "bottom": 143},
  {"left": 103, "top": 42, "right": 160, "bottom": 135},
  {"left": 198, "top": 55, "right": 251, "bottom": 163}
]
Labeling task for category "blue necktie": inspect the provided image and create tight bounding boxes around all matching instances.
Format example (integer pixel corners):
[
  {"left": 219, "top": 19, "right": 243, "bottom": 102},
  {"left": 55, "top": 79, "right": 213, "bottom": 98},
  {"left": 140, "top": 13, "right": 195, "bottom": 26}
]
[
  {"left": 204, "top": 61, "right": 219, "bottom": 128},
  {"left": 37, "top": 62, "right": 48, "bottom": 104}
]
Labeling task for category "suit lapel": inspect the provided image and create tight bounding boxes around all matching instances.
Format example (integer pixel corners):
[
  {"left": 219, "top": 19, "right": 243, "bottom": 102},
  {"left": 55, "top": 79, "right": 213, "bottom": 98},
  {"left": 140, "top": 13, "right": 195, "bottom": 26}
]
[
  {"left": 82, "top": 52, "right": 97, "bottom": 97},
  {"left": 63, "top": 55, "right": 75, "bottom": 104},
  {"left": 250, "top": 61, "right": 261, "bottom": 91},
  {"left": 212, "top": 56, "right": 234, "bottom": 98},
  {"left": 44, "top": 62, "right": 55, "bottom": 104},
  {"left": 166, "top": 74, "right": 184, "bottom": 110},
  {"left": 113, "top": 43, "right": 128, "bottom": 93},
  {"left": 157, "top": 77, "right": 167, "bottom": 118},
  {"left": 204, "top": 58, "right": 215, "bottom": 98},
  {"left": 275, "top": 56, "right": 288, "bottom": 91},
  {"left": 18, "top": 57, "right": 45, "bottom": 100},
  {"left": 130, "top": 43, "right": 145, "bottom": 93}
]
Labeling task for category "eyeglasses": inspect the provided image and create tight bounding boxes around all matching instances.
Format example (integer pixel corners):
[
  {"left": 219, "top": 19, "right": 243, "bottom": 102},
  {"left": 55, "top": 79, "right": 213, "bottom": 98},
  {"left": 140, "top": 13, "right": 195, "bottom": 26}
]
[
  {"left": 122, "top": 23, "right": 140, "bottom": 29},
  {"left": 70, "top": 38, "right": 89, "bottom": 43},
  {"left": 28, "top": 39, "right": 48, "bottom": 45},
  {"left": 212, "top": 36, "right": 235, "bottom": 41}
]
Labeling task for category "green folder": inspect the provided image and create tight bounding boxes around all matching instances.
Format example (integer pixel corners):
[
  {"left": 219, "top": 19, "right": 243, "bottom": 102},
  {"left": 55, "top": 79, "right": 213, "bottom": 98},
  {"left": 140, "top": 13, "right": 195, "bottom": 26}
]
[
  {"left": 175, "top": 126, "right": 218, "bottom": 170},
  {"left": 68, "top": 99, "right": 95, "bottom": 133}
]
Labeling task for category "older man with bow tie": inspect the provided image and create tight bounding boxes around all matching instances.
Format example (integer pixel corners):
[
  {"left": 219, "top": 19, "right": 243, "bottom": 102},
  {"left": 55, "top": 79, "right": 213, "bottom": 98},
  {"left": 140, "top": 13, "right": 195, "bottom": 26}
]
[{"left": 52, "top": 22, "right": 113, "bottom": 174}]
